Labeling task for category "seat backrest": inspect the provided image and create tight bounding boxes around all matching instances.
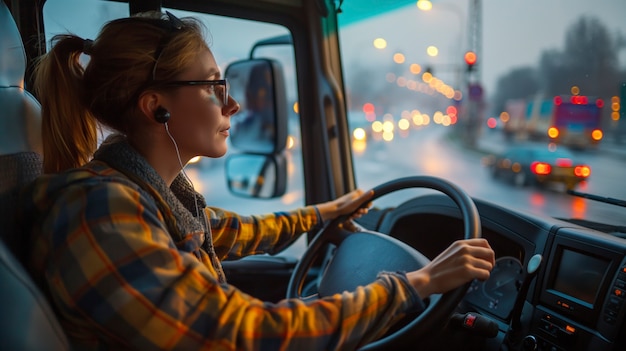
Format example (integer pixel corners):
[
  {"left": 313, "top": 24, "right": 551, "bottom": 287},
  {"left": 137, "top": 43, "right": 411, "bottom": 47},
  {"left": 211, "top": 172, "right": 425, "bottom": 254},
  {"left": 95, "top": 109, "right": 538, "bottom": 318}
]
[
  {"left": 0, "top": 2, "right": 70, "bottom": 350},
  {"left": 0, "top": 239, "right": 70, "bottom": 351},
  {"left": 0, "top": 0, "right": 44, "bottom": 254}
]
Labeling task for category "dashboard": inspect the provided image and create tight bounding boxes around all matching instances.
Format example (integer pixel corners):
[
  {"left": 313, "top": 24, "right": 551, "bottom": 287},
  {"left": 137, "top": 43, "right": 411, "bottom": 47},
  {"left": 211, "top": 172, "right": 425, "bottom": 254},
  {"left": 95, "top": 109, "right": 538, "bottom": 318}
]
[{"left": 363, "top": 193, "right": 626, "bottom": 351}]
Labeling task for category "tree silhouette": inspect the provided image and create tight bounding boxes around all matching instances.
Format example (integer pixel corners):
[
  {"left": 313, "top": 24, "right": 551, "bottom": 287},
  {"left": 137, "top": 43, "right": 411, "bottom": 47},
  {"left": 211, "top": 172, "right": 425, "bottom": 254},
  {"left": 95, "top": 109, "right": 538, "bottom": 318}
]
[
  {"left": 493, "top": 15, "right": 622, "bottom": 114},
  {"left": 555, "top": 16, "right": 619, "bottom": 97},
  {"left": 491, "top": 66, "right": 539, "bottom": 115}
]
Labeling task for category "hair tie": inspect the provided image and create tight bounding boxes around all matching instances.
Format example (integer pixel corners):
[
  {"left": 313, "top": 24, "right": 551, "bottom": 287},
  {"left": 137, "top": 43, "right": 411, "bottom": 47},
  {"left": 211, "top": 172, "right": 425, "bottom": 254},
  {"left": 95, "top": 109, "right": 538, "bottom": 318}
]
[{"left": 83, "top": 39, "right": 94, "bottom": 55}]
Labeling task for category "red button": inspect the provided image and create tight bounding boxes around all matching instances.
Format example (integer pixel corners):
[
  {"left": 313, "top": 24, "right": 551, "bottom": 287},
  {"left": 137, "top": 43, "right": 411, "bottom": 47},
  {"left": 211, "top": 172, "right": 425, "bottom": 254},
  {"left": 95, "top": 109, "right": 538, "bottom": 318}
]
[{"left": 464, "top": 314, "right": 477, "bottom": 328}]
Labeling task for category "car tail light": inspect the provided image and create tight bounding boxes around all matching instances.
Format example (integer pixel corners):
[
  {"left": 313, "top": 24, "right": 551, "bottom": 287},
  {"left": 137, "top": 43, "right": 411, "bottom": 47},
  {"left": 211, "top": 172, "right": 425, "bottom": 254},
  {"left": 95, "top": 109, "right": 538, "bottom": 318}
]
[
  {"left": 555, "top": 158, "right": 572, "bottom": 167},
  {"left": 531, "top": 161, "right": 551, "bottom": 175},
  {"left": 574, "top": 165, "right": 591, "bottom": 178}
]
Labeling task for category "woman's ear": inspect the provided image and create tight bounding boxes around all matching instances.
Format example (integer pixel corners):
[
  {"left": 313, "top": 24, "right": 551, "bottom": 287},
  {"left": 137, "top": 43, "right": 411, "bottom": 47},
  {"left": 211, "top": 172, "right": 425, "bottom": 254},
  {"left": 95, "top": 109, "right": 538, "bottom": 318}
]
[{"left": 137, "top": 91, "right": 162, "bottom": 123}]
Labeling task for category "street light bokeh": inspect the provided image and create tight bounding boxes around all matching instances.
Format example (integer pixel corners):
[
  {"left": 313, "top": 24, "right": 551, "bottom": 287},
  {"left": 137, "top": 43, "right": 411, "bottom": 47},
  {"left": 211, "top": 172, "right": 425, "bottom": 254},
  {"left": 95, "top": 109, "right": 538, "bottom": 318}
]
[
  {"left": 416, "top": 0, "right": 466, "bottom": 89},
  {"left": 393, "top": 52, "right": 406, "bottom": 64},
  {"left": 373, "top": 38, "right": 387, "bottom": 49},
  {"left": 416, "top": 0, "right": 433, "bottom": 11},
  {"left": 427, "top": 45, "right": 439, "bottom": 57}
]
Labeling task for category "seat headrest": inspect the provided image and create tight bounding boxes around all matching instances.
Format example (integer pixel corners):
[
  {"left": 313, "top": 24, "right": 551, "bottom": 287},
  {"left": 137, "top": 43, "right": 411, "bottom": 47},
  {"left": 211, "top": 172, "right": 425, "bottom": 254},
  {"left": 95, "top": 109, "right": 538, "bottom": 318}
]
[
  {"left": 0, "top": 1, "right": 42, "bottom": 155},
  {"left": 0, "top": 2, "right": 26, "bottom": 88}
]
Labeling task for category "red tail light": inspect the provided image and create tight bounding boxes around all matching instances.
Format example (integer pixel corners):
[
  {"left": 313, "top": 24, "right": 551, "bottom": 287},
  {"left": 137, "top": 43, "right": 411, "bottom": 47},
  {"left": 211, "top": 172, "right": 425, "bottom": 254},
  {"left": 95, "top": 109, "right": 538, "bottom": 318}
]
[
  {"left": 555, "top": 158, "right": 572, "bottom": 167},
  {"left": 531, "top": 162, "right": 551, "bottom": 175},
  {"left": 574, "top": 165, "right": 591, "bottom": 178}
]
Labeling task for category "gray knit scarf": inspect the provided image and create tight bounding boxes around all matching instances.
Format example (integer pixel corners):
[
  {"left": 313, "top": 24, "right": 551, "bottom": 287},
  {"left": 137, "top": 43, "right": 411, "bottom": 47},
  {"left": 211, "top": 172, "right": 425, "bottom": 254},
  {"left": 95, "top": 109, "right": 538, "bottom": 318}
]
[{"left": 93, "top": 134, "right": 226, "bottom": 283}]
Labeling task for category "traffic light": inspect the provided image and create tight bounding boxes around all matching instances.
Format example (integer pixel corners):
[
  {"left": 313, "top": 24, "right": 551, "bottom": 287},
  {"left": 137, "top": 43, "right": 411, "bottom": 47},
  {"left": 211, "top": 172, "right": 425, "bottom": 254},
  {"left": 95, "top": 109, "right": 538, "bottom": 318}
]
[{"left": 464, "top": 51, "right": 477, "bottom": 72}]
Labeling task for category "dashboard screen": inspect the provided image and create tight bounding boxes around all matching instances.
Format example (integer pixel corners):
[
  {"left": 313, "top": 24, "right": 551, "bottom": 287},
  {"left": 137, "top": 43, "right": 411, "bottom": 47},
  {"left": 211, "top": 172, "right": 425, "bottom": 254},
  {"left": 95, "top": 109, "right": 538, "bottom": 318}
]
[{"left": 551, "top": 248, "right": 610, "bottom": 305}]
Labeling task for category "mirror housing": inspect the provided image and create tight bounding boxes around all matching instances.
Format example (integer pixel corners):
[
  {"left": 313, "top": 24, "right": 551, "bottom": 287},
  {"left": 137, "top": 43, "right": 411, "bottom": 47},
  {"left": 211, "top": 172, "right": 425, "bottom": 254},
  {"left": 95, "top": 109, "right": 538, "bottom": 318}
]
[
  {"left": 225, "top": 58, "right": 288, "bottom": 154},
  {"left": 225, "top": 154, "right": 287, "bottom": 198}
]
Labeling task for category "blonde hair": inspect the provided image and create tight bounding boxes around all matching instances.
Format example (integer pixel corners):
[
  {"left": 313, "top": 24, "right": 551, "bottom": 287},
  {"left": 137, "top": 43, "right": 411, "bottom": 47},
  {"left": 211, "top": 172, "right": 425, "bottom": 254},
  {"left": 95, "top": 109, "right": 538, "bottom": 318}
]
[{"left": 33, "top": 12, "right": 209, "bottom": 173}]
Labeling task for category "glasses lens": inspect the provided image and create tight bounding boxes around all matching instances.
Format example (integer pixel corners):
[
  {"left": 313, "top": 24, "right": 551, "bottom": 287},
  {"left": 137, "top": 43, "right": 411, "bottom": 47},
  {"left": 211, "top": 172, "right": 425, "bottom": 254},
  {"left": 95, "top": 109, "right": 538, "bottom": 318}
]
[
  {"left": 213, "top": 82, "right": 226, "bottom": 106},
  {"left": 156, "top": 80, "right": 228, "bottom": 106},
  {"left": 222, "top": 80, "right": 229, "bottom": 106}
]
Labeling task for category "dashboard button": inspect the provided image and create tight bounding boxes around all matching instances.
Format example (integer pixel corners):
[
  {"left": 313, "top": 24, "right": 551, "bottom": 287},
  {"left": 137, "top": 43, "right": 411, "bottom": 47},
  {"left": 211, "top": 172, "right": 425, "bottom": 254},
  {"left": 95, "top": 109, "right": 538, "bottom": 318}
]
[
  {"left": 607, "top": 297, "right": 622, "bottom": 310},
  {"left": 605, "top": 309, "right": 618, "bottom": 318}
]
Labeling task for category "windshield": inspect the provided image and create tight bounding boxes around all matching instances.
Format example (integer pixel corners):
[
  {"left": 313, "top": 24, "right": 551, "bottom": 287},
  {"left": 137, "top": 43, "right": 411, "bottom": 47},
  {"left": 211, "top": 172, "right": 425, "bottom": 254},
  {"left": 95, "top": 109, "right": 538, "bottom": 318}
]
[
  {"left": 42, "top": 0, "right": 626, "bottom": 248},
  {"left": 339, "top": 0, "right": 626, "bottom": 226}
]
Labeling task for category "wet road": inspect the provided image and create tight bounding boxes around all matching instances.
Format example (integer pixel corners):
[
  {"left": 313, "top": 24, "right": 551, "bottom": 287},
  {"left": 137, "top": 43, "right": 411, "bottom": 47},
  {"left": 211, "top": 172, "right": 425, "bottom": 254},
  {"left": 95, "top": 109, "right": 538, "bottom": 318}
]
[{"left": 353, "top": 125, "right": 626, "bottom": 226}]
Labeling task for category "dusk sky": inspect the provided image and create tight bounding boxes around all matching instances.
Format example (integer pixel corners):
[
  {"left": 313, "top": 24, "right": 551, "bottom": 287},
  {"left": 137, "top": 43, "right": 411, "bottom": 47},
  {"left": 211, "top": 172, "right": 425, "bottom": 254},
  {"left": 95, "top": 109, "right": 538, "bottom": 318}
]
[
  {"left": 44, "top": 0, "right": 626, "bottom": 99},
  {"left": 338, "top": 0, "right": 626, "bottom": 97}
]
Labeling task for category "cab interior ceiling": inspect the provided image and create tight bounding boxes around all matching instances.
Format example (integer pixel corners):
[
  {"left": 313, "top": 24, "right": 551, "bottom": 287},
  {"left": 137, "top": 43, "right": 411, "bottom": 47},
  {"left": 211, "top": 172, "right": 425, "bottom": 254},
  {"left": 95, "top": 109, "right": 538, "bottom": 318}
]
[
  {"left": 8, "top": 0, "right": 417, "bottom": 81},
  {"left": 8, "top": 0, "right": 305, "bottom": 88}
]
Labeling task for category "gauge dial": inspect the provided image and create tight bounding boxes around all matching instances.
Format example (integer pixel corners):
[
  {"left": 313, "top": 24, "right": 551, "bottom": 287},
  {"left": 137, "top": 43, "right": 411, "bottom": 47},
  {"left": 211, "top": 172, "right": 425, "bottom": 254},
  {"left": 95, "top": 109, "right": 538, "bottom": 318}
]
[{"left": 465, "top": 256, "right": 524, "bottom": 320}]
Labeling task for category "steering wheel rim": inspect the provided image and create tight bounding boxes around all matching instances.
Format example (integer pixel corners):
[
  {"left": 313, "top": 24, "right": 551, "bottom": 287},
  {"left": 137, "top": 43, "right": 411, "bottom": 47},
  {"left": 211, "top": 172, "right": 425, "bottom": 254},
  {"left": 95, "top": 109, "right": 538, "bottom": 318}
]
[{"left": 286, "top": 176, "right": 481, "bottom": 350}]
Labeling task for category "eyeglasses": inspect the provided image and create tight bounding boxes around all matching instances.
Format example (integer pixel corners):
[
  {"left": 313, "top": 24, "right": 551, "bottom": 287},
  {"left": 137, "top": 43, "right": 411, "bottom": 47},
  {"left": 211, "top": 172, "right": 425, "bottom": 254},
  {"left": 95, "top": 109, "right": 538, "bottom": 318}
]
[
  {"left": 158, "top": 79, "right": 230, "bottom": 106},
  {"left": 147, "top": 13, "right": 230, "bottom": 107}
]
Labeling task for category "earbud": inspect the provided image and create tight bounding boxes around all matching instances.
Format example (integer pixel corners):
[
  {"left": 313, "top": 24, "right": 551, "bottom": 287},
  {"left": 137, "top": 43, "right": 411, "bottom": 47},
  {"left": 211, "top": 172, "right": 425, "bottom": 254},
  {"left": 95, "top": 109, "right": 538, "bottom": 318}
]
[{"left": 154, "top": 106, "right": 170, "bottom": 124}]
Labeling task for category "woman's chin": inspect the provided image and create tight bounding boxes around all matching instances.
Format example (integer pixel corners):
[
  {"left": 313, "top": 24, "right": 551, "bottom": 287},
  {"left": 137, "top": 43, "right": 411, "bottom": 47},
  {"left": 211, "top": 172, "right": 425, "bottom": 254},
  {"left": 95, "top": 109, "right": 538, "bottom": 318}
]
[{"left": 205, "top": 147, "right": 228, "bottom": 159}]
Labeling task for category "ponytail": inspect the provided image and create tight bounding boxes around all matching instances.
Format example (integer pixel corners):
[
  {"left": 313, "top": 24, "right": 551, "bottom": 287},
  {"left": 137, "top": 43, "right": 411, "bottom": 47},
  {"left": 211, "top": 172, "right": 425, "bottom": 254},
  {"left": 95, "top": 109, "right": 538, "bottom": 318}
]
[
  {"left": 33, "top": 14, "right": 209, "bottom": 174},
  {"left": 34, "top": 35, "right": 98, "bottom": 173}
]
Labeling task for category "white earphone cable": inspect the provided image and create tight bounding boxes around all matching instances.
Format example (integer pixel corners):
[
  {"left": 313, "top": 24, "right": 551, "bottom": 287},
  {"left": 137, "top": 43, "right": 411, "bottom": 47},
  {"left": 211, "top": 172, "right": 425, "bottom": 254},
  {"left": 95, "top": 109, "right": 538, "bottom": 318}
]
[{"left": 164, "top": 122, "right": 201, "bottom": 219}]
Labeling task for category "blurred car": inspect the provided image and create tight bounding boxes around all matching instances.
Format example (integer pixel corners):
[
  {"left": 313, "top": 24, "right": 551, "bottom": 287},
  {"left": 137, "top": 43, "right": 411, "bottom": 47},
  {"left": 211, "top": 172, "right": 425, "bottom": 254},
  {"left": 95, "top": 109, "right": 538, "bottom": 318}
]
[{"left": 490, "top": 144, "right": 591, "bottom": 190}]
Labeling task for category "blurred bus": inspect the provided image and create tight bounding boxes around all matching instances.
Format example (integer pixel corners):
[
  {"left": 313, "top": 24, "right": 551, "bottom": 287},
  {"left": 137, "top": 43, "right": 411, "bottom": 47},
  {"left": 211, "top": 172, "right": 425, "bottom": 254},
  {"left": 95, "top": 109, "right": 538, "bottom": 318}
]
[{"left": 548, "top": 95, "right": 603, "bottom": 149}]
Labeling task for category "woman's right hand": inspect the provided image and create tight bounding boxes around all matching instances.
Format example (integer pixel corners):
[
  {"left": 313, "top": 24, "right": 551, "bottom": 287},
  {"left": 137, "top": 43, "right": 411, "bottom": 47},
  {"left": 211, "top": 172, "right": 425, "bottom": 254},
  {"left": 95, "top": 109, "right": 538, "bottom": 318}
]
[{"left": 406, "top": 238, "right": 495, "bottom": 298}]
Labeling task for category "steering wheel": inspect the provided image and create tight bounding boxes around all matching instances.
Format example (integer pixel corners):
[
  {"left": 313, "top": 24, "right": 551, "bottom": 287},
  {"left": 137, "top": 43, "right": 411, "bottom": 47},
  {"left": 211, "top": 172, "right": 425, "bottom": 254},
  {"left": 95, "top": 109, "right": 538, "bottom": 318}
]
[{"left": 286, "top": 176, "right": 481, "bottom": 350}]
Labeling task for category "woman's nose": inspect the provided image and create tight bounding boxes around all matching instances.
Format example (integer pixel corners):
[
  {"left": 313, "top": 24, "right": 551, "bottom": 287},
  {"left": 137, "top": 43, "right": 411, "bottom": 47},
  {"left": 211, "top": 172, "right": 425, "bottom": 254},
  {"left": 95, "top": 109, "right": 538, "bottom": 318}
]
[{"left": 224, "top": 95, "right": 240, "bottom": 117}]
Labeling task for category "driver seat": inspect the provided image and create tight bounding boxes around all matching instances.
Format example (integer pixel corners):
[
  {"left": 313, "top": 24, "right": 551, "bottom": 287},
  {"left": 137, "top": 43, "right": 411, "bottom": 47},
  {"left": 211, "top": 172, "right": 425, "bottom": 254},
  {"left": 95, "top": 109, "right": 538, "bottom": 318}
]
[{"left": 0, "top": 1, "right": 70, "bottom": 350}]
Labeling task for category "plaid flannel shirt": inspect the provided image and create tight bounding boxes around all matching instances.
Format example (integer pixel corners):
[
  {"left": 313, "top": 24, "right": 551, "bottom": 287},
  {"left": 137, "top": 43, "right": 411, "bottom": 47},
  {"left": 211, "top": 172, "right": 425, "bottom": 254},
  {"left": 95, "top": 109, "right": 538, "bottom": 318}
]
[{"left": 24, "top": 161, "right": 423, "bottom": 351}]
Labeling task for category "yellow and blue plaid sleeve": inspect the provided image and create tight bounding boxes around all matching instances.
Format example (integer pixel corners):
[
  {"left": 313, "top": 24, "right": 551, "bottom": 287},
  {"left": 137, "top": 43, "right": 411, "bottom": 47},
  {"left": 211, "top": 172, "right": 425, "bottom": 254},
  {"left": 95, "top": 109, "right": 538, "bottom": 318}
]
[
  {"left": 207, "top": 206, "right": 321, "bottom": 260},
  {"left": 30, "top": 176, "right": 423, "bottom": 351}
]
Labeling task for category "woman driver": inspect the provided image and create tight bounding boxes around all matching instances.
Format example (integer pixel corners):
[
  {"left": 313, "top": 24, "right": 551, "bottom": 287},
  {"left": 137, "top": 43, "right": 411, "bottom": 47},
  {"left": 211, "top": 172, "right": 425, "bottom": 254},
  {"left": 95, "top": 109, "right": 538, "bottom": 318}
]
[{"left": 22, "top": 11, "right": 494, "bottom": 350}]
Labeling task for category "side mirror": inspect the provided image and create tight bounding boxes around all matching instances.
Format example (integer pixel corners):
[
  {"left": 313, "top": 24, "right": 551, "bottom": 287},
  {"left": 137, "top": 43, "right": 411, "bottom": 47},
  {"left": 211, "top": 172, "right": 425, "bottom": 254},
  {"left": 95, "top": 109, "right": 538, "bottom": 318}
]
[
  {"left": 225, "top": 58, "right": 288, "bottom": 154},
  {"left": 225, "top": 154, "right": 287, "bottom": 198}
]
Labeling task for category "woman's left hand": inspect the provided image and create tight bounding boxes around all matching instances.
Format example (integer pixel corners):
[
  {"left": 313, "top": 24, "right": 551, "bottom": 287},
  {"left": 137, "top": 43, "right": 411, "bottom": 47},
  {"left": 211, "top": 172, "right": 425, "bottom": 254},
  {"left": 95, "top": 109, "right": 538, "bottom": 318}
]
[{"left": 316, "top": 189, "right": 374, "bottom": 222}]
